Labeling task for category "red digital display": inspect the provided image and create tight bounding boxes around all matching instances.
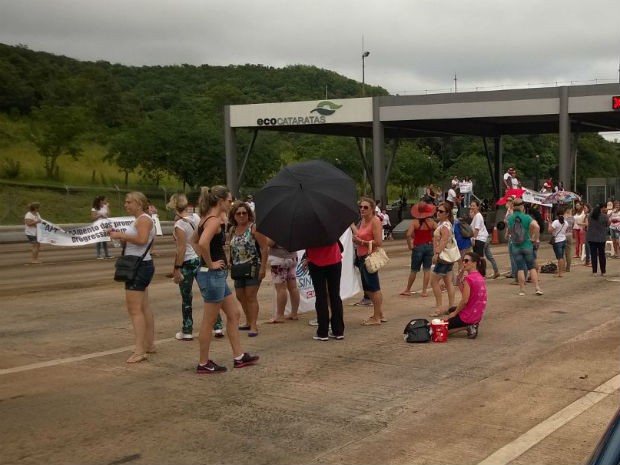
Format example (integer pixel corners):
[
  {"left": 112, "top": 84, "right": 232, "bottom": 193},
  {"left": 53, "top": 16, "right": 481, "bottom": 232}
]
[{"left": 613, "top": 96, "right": 620, "bottom": 110}]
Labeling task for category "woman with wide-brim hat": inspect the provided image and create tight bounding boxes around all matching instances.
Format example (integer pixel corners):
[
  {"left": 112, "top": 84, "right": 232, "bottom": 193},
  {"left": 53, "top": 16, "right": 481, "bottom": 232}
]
[{"left": 400, "top": 200, "right": 437, "bottom": 296}]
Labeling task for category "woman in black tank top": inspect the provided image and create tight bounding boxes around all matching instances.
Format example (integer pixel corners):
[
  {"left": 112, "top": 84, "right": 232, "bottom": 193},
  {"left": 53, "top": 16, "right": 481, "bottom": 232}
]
[{"left": 193, "top": 185, "right": 259, "bottom": 374}]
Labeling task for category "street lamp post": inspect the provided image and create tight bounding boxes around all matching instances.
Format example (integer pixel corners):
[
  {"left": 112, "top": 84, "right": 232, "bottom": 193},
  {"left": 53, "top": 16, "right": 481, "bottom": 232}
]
[
  {"left": 362, "top": 50, "right": 369, "bottom": 96},
  {"left": 535, "top": 154, "right": 540, "bottom": 191},
  {"left": 361, "top": 50, "right": 370, "bottom": 195}
]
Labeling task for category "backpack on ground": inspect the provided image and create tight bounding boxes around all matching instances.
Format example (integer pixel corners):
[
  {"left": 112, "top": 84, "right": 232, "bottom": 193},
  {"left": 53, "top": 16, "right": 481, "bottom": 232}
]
[
  {"left": 510, "top": 215, "right": 526, "bottom": 245},
  {"left": 403, "top": 318, "right": 431, "bottom": 343},
  {"left": 540, "top": 261, "right": 558, "bottom": 273},
  {"left": 458, "top": 220, "right": 474, "bottom": 238}
]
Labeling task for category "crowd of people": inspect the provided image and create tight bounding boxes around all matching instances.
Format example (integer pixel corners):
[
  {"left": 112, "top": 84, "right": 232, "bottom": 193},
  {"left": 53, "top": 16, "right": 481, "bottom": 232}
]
[{"left": 22, "top": 175, "right": 618, "bottom": 371}]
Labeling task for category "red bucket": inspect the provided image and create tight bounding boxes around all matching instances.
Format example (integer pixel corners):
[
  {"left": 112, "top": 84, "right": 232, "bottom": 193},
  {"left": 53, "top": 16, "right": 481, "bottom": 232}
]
[{"left": 430, "top": 320, "right": 449, "bottom": 342}]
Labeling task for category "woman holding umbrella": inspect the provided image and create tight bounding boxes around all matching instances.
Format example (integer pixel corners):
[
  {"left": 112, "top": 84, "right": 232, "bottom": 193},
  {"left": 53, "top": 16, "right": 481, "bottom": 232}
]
[{"left": 352, "top": 197, "right": 385, "bottom": 326}]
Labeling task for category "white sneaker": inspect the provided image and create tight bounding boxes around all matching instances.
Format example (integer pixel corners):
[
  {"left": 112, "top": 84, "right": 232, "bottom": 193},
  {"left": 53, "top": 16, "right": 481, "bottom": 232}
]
[{"left": 175, "top": 331, "right": 193, "bottom": 341}]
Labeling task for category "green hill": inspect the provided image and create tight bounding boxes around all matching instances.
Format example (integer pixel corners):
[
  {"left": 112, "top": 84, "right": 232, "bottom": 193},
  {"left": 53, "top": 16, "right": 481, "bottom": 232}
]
[{"left": 0, "top": 43, "right": 618, "bottom": 226}]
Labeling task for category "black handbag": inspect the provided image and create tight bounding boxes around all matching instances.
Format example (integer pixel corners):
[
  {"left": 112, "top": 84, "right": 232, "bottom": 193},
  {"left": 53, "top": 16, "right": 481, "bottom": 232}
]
[
  {"left": 403, "top": 318, "right": 431, "bottom": 343},
  {"left": 230, "top": 261, "right": 254, "bottom": 280},
  {"left": 114, "top": 239, "right": 154, "bottom": 282}
]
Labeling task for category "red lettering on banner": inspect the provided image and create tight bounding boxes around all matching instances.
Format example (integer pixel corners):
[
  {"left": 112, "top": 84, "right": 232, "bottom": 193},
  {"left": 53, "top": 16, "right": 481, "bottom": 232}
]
[{"left": 613, "top": 96, "right": 620, "bottom": 110}]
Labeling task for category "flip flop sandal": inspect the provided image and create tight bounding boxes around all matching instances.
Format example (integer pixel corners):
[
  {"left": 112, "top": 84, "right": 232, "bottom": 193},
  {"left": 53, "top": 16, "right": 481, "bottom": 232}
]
[
  {"left": 361, "top": 318, "right": 381, "bottom": 326},
  {"left": 126, "top": 353, "right": 148, "bottom": 363},
  {"left": 399, "top": 291, "right": 412, "bottom": 296},
  {"left": 380, "top": 318, "right": 388, "bottom": 323},
  {"left": 266, "top": 319, "right": 285, "bottom": 324}
]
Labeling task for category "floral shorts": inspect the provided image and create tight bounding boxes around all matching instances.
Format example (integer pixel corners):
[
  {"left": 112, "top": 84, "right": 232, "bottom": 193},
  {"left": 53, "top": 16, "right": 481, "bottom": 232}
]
[{"left": 269, "top": 258, "right": 298, "bottom": 284}]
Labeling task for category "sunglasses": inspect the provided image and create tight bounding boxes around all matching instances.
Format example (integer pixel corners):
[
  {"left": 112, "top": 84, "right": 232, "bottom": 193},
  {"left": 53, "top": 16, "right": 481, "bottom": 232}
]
[
  {"left": 360, "top": 205, "right": 370, "bottom": 210},
  {"left": 437, "top": 209, "right": 446, "bottom": 213},
  {"left": 235, "top": 211, "right": 248, "bottom": 216},
  {"left": 462, "top": 258, "right": 471, "bottom": 263}
]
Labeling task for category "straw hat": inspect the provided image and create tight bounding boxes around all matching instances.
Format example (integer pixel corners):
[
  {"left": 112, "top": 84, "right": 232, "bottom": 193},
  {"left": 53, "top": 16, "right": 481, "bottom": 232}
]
[{"left": 411, "top": 201, "right": 437, "bottom": 219}]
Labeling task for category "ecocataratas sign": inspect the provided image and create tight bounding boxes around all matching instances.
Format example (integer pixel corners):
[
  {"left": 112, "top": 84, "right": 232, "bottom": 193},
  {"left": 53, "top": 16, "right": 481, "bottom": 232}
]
[{"left": 229, "top": 98, "right": 372, "bottom": 128}]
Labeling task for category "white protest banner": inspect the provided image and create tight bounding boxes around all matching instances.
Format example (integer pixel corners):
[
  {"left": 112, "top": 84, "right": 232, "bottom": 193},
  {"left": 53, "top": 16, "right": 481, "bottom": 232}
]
[
  {"left": 36, "top": 216, "right": 163, "bottom": 247},
  {"left": 275, "top": 228, "right": 362, "bottom": 315},
  {"left": 521, "top": 187, "right": 552, "bottom": 207}
]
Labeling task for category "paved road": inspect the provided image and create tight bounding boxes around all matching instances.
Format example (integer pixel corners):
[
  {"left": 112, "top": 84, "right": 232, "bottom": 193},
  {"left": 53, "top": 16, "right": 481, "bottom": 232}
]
[{"left": 0, "top": 238, "right": 618, "bottom": 465}]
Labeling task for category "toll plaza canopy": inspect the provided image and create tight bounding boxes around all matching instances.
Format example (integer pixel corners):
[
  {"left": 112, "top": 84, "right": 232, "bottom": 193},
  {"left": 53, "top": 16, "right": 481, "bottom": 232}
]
[{"left": 224, "top": 83, "right": 620, "bottom": 203}]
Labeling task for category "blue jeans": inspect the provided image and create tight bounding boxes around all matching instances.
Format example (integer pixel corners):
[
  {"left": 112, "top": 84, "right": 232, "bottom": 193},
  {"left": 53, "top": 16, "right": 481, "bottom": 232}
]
[
  {"left": 552, "top": 240, "right": 567, "bottom": 260},
  {"left": 411, "top": 242, "right": 433, "bottom": 272},
  {"left": 508, "top": 242, "right": 517, "bottom": 277},
  {"left": 484, "top": 238, "right": 499, "bottom": 274},
  {"left": 96, "top": 241, "right": 110, "bottom": 258},
  {"left": 511, "top": 247, "right": 536, "bottom": 271}
]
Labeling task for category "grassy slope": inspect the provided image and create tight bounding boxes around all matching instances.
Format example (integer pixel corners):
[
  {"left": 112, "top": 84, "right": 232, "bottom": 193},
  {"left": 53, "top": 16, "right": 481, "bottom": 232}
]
[{"left": 0, "top": 135, "right": 183, "bottom": 225}]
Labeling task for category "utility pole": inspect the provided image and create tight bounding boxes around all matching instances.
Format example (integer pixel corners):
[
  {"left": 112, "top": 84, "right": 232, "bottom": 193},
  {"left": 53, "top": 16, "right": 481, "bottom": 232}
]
[{"left": 454, "top": 73, "right": 458, "bottom": 93}]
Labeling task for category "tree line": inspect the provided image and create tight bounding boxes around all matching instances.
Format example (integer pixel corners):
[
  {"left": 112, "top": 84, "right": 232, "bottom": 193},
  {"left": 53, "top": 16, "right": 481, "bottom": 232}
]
[{"left": 0, "top": 43, "right": 618, "bottom": 200}]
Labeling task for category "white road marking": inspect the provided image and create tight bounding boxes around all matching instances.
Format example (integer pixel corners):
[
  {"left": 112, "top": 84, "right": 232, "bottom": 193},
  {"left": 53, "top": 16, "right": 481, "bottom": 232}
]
[
  {"left": 0, "top": 337, "right": 176, "bottom": 376},
  {"left": 478, "top": 374, "right": 620, "bottom": 465}
]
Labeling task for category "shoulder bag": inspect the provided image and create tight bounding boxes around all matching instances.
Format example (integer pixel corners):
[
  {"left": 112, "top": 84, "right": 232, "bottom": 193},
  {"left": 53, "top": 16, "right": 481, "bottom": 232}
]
[
  {"left": 114, "top": 239, "right": 154, "bottom": 282},
  {"left": 438, "top": 226, "right": 461, "bottom": 264},
  {"left": 548, "top": 222, "right": 566, "bottom": 245},
  {"left": 364, "top": 240, "right": 389, "bottom": 273}
]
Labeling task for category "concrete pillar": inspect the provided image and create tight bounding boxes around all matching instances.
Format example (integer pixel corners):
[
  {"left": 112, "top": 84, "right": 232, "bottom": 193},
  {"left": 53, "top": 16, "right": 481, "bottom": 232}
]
[
  {"left": 494, "top": 136, "right": 503, "bottom": 196},
  {"left": 371, "top": 97, "right": 386, "bottom": 205},
  {"left": 224, "top": 106, "right": 239, "bottom": 196},
  {"left": 558, "top": 86, "right": 572, "bottom": 190}
]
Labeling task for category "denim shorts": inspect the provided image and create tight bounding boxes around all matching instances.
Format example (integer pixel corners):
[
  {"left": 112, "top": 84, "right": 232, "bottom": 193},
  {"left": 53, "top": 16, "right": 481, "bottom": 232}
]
[
  {"left": 411, "top": 242, "right": 433, "bottom": 272},
  {"left": 234, "top": 275, "right": 261, "bottom": 289},
  {"left": 196, "top": 268, "right": 231, "bottom": 303},
  {"left": 611, "top": 229, "right": 620, "bottom": 240},
  {"left": 432, "top": 261, "right": 454, "bottom": 276},
  {"left": 511, "top": 247, "right": 536, "bottom": 271},
  {"left": 552, "top": 240, "right": 567, "bottom": 259},
  {"left": 125, "top": 260, "right": 154, "bottom": 291},
  {"left": 356, "top": 257, "right": 381, "bottom": 292}
]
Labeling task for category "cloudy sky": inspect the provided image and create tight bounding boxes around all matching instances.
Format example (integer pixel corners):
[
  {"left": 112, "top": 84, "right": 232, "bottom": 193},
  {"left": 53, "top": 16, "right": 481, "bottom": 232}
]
[{"left": 1, "top": 0, "right": 619, "bottom": 96}]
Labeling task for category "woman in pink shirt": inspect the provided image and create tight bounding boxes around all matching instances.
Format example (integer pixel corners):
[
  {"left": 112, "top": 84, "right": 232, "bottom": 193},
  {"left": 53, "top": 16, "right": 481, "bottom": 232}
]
[
  {"left": 442, "top": 251, "right": 487, "bottom": 339},
  {"left": 351, "top": 197, "right": 385, "bottom": 326},
  {"left": 305, "top": 242, "right": 344, "bottom": 341}
]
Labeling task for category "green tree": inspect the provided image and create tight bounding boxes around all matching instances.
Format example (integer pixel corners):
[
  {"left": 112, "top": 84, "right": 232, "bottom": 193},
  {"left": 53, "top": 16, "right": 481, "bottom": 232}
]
[
  {"left": 391, "top": 142, "right": 441, "bottom": 195},
  {"left": 29, "top": 104, "right": 88, "bottom": 179}
]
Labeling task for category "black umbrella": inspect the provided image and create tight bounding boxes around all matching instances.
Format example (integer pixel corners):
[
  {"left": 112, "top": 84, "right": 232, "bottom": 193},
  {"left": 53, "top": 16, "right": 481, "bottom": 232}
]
[{"left": 254, "top": 160, "right": 358, "bottom": 251}]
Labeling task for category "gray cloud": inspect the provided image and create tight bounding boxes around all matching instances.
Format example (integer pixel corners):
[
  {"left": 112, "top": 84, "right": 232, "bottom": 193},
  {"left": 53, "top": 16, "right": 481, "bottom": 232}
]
[{"left": 0, "top": 0, "right": 619, "bottom": 95}]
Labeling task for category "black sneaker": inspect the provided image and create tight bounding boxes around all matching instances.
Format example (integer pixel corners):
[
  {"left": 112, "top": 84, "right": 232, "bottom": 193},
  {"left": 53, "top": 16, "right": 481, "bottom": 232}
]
[
  {"left": 467, "top": 323, "right": 479, "bottom": 339},
  {"left": 196, "top": 360, "right": 227, "bottom": 374},
  {"left": 313, "top": 335, "right": 329, "bottom": 341},
  {"left": 233, "top": 353, "right": 259, "bottom": 368}
]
